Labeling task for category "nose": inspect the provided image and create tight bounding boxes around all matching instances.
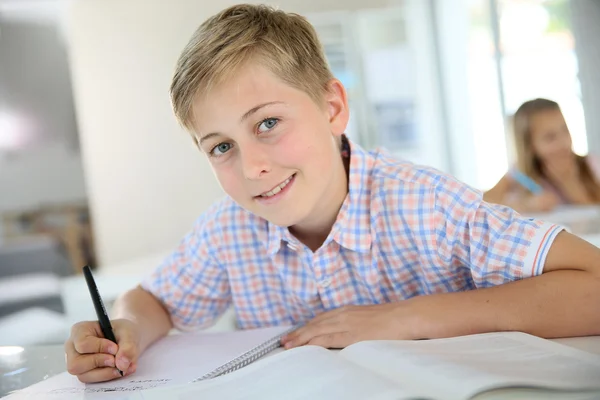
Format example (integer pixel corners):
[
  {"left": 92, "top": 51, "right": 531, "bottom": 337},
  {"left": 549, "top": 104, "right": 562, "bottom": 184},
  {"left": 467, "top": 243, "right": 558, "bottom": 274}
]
[{"left": 240, "top": 142, "right": 271, "bottom": 180}]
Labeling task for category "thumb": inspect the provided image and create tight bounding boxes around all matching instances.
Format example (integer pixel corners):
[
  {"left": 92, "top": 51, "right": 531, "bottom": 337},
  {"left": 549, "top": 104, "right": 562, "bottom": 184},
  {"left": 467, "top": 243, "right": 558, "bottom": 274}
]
[{"left": 113, "top": 323, "right": 140, "bottom": 374}]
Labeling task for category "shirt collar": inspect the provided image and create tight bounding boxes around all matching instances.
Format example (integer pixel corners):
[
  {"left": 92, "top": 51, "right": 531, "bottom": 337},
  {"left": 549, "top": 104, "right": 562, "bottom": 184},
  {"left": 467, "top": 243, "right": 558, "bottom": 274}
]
[
  {"left": 267, "top": 221, "right": 286, "bottom": 256},
  {"left": 330, "top": 137, "right": 373, "bottom": 253},
  {"left": 265, "top": 135, "right": 373, "bottom": 255}
]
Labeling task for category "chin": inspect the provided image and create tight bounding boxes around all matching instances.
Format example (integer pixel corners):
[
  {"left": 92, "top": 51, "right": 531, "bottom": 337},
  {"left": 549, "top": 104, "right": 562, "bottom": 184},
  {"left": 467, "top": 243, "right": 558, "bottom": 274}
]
[{"left": 259, "top": 212, "right": 301, "bottom": 228}]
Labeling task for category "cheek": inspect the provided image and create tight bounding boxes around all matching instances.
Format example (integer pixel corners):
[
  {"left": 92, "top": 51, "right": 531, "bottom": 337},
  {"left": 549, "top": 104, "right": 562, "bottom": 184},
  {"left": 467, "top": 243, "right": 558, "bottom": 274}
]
[
  {"left": 213, "top": 164, "right": 244, "bottom": 197},
  {"left": 277, "top": 139, "right": 332, "bottom": 173},
  {"left": 272, "top": 129, "right": 317, "bottom": 166},
  {"left": 276, "top": 122, "right": 334, "bottom": 169},
  {"left": 532, "top": 139, "right": 553, "bottom": 156}
]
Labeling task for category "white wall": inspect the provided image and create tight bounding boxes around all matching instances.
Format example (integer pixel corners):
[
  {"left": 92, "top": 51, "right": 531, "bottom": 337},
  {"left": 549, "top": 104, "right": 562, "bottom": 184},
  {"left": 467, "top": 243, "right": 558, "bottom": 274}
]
[
  {"left": 0, "top": 11, "right": 86, "bottom": 213},
  {"left": 66, "top": 0, "right": 401, "bottom": 267}
]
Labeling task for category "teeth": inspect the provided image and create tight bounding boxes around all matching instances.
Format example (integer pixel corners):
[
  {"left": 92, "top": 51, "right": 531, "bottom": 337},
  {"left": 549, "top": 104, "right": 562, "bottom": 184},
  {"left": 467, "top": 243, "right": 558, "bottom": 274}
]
[{"left": 260, "top": 175, "right": 293, "bottom": 197}]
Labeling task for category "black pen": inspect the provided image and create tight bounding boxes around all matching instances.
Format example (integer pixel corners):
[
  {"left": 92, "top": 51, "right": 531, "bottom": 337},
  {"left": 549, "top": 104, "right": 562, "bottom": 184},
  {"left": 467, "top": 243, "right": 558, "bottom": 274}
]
[{"left": 82, "top": 265, "right": 124, "bottom": 376}]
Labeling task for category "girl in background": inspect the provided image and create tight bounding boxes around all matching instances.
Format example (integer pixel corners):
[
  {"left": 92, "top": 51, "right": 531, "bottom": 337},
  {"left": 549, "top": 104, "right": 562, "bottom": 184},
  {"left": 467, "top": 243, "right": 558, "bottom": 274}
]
[{"left": 484, "top": 98, "right": 600, "bottom": 213}]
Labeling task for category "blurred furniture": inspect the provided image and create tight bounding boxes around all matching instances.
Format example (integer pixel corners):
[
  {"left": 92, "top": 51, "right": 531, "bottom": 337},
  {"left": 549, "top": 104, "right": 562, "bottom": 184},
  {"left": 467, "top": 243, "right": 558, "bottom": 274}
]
[
  {"left": 0, "top": 236, "right": 69, "bottom": 346},
  {"left": 1, "top": 201, "right": 95, "bottom": 274},
  {"left": 0, "top": 236, "right": 69, "bottom": 321},
  {"left": 0, "top": 235, "right": 71, "bottom": 278},
  {"left": 0, "top": 273, "right": 63, "bottom": 318}
]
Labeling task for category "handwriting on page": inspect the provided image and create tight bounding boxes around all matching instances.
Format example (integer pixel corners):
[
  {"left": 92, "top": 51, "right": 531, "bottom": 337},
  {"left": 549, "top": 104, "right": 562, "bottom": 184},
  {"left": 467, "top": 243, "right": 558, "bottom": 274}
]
[{"left": 47, "top": 379, "right": 172, "bottom": 394}]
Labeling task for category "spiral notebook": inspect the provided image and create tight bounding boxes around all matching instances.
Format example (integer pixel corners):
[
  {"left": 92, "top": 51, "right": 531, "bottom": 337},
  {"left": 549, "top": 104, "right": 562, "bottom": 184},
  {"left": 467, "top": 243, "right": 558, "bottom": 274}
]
[
  {"left": 192, "top": 325, "right": 298, "bottom": 382},
  {"left": 7, "top": 326, "right": 296, "bottom": 399}
]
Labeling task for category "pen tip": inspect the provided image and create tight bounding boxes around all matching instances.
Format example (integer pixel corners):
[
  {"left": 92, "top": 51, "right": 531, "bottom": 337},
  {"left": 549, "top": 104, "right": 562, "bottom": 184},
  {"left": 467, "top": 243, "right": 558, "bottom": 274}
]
[{"left": 119, "top": 370, "right": 124, "bottom": 377}]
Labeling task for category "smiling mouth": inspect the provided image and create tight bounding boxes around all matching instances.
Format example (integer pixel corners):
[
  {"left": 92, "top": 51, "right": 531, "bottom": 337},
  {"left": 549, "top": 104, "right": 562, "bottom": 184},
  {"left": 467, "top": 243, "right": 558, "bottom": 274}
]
[{"left": 258, "top": 174, "right": 295, "bottom": 198}]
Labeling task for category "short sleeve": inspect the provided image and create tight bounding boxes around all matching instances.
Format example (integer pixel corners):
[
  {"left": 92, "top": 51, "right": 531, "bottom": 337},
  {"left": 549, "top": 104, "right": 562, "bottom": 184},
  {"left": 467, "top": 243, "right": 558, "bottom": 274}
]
[
  {"left": 432, "top": 178, "right": 564, "bottom": 288},
  {"left": 140, "top": 213, "right": 231, "bottom": 331}
]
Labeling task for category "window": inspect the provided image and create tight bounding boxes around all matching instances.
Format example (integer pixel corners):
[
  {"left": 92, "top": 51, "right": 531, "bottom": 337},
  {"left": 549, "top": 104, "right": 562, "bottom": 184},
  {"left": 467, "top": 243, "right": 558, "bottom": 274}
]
[
  {"left": 468, "top": 0, "right": 586, "bottom": 189},
  {"left": 308, "top": 2, "right": 450, "bottom": 173}
]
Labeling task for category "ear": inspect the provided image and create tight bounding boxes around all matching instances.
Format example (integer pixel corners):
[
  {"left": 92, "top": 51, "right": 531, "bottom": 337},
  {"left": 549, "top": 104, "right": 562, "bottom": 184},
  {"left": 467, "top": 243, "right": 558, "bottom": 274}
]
[{"left": 324, "top": 79, "right": 350, "bottom": 138}]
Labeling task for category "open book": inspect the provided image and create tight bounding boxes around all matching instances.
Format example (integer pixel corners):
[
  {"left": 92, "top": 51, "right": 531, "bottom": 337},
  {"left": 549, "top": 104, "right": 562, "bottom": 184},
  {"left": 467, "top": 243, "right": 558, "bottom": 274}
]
[
  {"left": 142, "top": 332, "right": 600, "bottom": 400},
  {"left": 6, "top": 326, "right": 292, "bottom": 399}
]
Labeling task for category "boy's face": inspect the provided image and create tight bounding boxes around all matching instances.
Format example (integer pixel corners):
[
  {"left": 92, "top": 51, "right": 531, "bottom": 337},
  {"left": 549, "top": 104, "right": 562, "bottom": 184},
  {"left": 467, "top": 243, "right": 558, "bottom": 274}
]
[{"left": 191, "top": 64, "right": 349, "bottom": 228}]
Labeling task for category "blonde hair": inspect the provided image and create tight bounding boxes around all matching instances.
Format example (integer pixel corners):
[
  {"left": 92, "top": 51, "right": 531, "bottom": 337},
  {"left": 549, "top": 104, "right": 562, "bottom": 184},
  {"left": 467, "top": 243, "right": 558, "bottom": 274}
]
[
  {"left": 512, "top": 98, "right": 600, "bottom": 201},
  {"left": 170, "top": 4, "right": 334, "bottom": 132}
]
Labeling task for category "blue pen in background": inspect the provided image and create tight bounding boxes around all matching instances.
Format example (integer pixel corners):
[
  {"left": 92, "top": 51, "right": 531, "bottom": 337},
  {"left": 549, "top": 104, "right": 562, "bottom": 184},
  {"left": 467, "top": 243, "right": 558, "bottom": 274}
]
[{"left": 510, "top": 170, "right": 543, "bottom": 194}]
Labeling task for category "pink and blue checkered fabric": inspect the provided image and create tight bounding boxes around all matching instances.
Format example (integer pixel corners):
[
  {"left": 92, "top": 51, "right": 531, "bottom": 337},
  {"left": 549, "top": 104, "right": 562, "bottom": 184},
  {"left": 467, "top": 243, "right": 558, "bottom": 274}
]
[{"left": 142, "top": 138, "right": 562, "bottom": 330}]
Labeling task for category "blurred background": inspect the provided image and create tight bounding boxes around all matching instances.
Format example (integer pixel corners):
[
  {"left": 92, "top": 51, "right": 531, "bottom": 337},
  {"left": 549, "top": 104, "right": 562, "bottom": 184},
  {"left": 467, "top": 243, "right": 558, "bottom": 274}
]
[{"left": 0, "top": 0, "right": 598, "bottom": 346}]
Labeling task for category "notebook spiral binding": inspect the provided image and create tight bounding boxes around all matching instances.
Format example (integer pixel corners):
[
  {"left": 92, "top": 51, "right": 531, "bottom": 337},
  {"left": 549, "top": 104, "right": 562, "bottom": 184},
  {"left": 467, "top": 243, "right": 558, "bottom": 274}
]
[{"left": 192, "top": 326, "right": 298, "bottom": 382}]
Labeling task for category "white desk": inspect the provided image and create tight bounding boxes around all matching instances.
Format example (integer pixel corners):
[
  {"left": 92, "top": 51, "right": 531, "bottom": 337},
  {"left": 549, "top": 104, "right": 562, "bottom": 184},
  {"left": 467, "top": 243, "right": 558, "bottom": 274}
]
[
  {"left": 525, "top": 205, "right": 600, "bottom": 247},
  {"left": 1, "top": 336, "right": 599, "bottom": 398}
]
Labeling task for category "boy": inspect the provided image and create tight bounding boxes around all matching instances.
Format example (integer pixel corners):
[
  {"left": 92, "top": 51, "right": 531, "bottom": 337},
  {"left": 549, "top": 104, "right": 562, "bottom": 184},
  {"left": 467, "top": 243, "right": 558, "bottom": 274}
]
[{"left": 65, "top": 4, "right": 600, "bottom": 383}]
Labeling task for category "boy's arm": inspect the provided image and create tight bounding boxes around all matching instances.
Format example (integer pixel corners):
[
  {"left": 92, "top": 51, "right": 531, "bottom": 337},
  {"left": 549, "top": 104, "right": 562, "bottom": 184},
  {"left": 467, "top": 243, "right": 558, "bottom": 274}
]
[
  {"left": 112, "top": 286, "right": 173, "bottom": 354},
  {"left": 482, "top": 173, "right": 512, "bottom": 205},
  {"left": 282, "top": 232, "right": 600, "bottom": 348},
  {"left": 411, "top": 231, "right": 600, "bottom": 339}
]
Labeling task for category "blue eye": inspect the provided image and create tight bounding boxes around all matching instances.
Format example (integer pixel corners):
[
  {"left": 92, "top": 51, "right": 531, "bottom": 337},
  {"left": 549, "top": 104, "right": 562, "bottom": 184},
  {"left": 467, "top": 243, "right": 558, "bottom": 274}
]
[
  {"left": 258, "top": 118, "right": 279, "bottom": 133},
  {"left": 211, "top": 142, "right": 232, "bottom": 156}
]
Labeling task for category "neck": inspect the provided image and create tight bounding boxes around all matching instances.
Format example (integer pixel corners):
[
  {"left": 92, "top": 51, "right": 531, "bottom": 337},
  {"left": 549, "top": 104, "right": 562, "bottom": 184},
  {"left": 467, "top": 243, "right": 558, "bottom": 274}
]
[{"left": 289, "top": 148, "right": 350, "bottom": 252}]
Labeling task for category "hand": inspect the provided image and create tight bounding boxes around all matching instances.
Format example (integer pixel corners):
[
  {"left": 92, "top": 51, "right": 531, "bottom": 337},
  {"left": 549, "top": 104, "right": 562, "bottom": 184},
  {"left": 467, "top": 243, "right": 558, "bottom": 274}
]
[
  {"left": 65, "top": 319, "right": 141, "bottom": 383},
  {"left": 525, "top": 191, "right": 559, "bottom": 213},
  {"left": 281, "top": 303, "right": 418, "bottom": 350},
  {"left": 543, "top": 157, "right": 578, "bottom": 187},
  {"left": 543, "top": 158, "right": 591, "bottom": 203}
]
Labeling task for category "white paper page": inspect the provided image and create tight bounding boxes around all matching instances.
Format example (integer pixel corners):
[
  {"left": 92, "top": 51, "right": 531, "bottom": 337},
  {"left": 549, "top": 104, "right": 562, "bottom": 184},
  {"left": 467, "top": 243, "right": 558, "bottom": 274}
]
[
  {"left": 339, "top": 332, "right": 600, "bottom": 400},
  {"left": 6, "top": 326, "right": 290, "bottom": 399},
  {"left": 140, "top": 345, "right": 424, "bottom": 400}
]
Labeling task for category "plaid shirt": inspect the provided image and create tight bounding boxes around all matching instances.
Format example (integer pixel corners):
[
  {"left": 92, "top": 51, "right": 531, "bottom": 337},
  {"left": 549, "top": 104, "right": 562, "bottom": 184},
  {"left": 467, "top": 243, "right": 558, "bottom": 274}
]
[{"left": 142, "top": 138, "right": 562, "bottom": 330}]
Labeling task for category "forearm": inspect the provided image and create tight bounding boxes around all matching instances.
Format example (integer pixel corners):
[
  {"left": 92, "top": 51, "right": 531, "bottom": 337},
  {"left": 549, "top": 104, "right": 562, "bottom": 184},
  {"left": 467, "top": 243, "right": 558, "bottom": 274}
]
[
  {"left": 482, "top": 190, "right": 504, "bottom": 207},
  {"left": 483, "top": 191, "right": 529, "bottom": 213},
  {"left": 112, "top": 286, "right": 173, "bottom": 352},
  {"left": 411, "top": 270, "right": 600, "bottom": 339},
  {"left": 561, "top": 185, "right": 595, "bottom": 204}
]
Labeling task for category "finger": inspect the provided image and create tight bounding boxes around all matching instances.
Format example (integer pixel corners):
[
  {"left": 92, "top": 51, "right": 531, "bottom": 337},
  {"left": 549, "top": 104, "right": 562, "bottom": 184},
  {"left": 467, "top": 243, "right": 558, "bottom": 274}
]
[
  {"left": 67, "top": 352, "right": 116, "bottom": 376},
  {"left": 114, "top": 333, "right": 139, "bottom": 373},
  {"left": 284, "top": 309, "right": 345, "bottom": 344},
  {"left": 282, "top": 307, "right": 355, "bottom": 346},
  {"left": 76, "top": 367, "right": 123, "bottom": 384},
  {"left": 283, "top": 316, "right": 338, "bottom": 345},
  {"left": 64, "top": 339, "right": 80, "bottom": 373},
  {"left": 283, "top": 322, "right": 342, "bottom": 349},
  {"left": 307, "top": 306, "right": 351, "bottom": 325},
  {"left": 125, "top": 361, "right": 137, "bottom": 376},
  {"left": 307, "top": 331, "right": 354, "bottom": 349},
  {"left": 66, "top": 335, "right": 117, "bottom": 374},
  {"left": 70, "top": 321, "right": 105, "bottom": 342},
  {"left": 73, "top": 335, "right": 118, "bottom": 356}
]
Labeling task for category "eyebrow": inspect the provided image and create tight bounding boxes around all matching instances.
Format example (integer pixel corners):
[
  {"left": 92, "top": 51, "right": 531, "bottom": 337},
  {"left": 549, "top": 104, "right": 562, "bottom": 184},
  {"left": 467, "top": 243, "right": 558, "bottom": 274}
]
[
  {"left": 198, "top": 101, "right": 284, "bottom": 146},
  {"left": 240, "top": 101, "right": 283, "bottom": 123}
]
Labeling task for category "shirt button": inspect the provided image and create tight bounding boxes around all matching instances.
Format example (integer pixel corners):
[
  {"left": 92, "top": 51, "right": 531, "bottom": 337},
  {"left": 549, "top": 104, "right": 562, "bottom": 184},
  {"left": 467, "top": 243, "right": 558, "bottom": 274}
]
[{"left": 320, "top": 278, "right": 332, "bottom": 288}]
